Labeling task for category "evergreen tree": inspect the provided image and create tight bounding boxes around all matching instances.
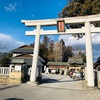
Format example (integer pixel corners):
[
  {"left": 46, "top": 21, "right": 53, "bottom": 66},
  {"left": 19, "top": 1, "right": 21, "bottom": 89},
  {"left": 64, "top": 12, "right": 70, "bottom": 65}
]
[
  {"left": 39, "top": 36, "right": 49, "bottom": 60},
  {"left": 63, "top": 46, "right": 73, "bottom": 62},
  {"left": 0, "top": 52, "right": 12, "bottom": 67},
  {"left": 59, "top": 0, "right": 100, "bottom": 39},
  {"left": 60, "top": 39, "right": 66, "bottom": 61},
  {"left": 0, "top": 57, "right": 11, "bottom": 67},
  {"left": 30, "top": 42, "right": 34, "bottom": 48},
  {"left": 59, "top": 0, "right": 100, "bottom": 17},
  {"left": 42, "top": 36, "right": 49, "bottom": 48},
  {"left": 78, "top": 50, "right": 86, "bottom": 63},
  {"left": 48, "top": 40, "right": 54, "bottom": 61}
]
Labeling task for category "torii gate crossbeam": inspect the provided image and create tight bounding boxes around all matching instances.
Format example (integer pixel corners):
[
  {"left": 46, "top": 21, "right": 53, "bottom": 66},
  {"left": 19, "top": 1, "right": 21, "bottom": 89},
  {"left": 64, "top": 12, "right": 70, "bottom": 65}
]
[{"left": 21, "top": 14, "right": 100, "bottom": 87}]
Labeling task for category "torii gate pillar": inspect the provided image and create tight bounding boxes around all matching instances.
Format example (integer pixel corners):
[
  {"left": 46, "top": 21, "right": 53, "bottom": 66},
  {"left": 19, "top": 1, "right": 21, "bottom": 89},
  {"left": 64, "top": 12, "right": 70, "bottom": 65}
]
[
  {"left": 30, "top": 25, "right": 41, "bottom": 82},
  {"left": 21, "top": 14, "right": 100, "bottom": 87},
  {"left": 85, "top": 21, "right": 94, "bottom": 86}
]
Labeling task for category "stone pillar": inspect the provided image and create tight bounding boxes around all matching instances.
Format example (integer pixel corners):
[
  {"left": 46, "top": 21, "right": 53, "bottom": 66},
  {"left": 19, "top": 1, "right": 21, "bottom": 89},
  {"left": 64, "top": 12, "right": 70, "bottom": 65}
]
[
  {"left": 85, "top": 21, "right": 94, "bottom": 87},
  {"left": 30, "top": 25, "right": 41, "bottom": 83}
]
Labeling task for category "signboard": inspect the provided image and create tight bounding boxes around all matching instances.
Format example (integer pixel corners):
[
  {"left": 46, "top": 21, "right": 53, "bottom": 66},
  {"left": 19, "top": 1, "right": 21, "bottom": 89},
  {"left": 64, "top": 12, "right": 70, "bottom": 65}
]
[
  {"left": 15, "top": 65, "right": 21, "bottom": 71},
  {"left": 57, "top": 20, "right": 65, "bottom": 32}
]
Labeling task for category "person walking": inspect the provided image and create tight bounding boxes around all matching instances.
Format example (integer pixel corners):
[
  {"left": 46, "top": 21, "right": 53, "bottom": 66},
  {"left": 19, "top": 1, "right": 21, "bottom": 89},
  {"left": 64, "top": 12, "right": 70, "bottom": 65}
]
[{"left": 80, "top": 69, "right": 84, "bottom": 80}]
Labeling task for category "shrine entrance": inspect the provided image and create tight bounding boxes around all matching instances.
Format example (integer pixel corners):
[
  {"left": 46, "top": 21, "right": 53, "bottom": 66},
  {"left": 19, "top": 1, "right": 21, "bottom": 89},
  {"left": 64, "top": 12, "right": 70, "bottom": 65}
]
[{"left": 21, "top": 14, "right": 100, "bottom": 87}]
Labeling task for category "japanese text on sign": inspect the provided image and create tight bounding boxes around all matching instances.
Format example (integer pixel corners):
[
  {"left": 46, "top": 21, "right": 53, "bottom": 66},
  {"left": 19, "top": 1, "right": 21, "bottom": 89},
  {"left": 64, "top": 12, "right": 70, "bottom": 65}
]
[{"left": 57, "top": 20, "right": 65, "bottom": 32}]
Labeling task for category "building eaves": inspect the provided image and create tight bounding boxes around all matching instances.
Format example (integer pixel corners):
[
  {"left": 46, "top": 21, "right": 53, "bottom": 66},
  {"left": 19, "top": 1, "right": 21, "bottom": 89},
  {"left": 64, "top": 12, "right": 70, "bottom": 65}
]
[
  {"left": 47, "top": 62, "right": 68, "bottom": 66},
  {"left": 11, "top": 58, "right": 25, "bottom": 64},
  {"left": 11, "top": 48, "right": 33, "bottom": 54}
]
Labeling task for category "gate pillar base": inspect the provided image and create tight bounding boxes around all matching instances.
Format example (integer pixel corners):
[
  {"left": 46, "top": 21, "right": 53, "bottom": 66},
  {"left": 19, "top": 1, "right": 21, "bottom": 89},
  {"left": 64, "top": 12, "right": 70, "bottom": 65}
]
[{"left": 27, "top": 81, "right": 38, "bottom": 86}]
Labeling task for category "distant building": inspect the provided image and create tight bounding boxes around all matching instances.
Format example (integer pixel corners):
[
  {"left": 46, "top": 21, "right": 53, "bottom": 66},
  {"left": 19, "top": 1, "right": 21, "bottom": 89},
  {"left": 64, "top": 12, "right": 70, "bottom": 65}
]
[
  {"left": 47, "top": 62, "right": 68, "bottom": 69},
  {"left": 47, "top": 56, "right": 85, "bottom": 74},
  {"left": 10, "top": 45, "right": 46, "bottom": 72},
  {"left": 68, "top": 56, "right": 85, "bottom": 70},
  {"left": 47, "top": 61, "right": 68, "bottom": 74}
]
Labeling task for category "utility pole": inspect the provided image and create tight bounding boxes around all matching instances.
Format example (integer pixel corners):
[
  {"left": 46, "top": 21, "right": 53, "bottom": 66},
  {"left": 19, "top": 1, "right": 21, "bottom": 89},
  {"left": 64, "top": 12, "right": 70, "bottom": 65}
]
[{"left": 1, "top": 47, "right": 5, "bottom": 57}]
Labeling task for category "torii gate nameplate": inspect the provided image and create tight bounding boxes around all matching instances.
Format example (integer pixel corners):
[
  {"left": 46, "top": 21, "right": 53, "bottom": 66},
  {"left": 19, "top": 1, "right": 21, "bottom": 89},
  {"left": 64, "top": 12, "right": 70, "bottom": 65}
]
[{"left": 57, "top": 20, "right": 65, "bottom": 32}]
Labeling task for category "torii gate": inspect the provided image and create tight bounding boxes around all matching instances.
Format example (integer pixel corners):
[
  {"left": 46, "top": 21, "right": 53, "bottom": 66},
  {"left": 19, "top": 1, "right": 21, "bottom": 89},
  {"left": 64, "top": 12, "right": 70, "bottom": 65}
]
[{"left": 21, "top": 14, "right": 100, "bottom": 87}]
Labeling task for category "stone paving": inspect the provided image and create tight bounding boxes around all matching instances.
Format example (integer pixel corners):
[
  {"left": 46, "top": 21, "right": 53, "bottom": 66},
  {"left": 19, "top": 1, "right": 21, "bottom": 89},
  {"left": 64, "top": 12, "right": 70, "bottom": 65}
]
[
  {"left": 40, "top": 73, "right": 87, "bottom": 90},
  {"left": 0, "top": 74, "right": 100, "bottom": 100}
]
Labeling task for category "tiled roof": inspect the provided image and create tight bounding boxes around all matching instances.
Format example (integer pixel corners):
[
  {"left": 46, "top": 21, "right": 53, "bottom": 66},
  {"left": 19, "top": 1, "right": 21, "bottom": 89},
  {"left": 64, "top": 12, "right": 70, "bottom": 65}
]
[
  {"left": 11, "top": 54, "right": 45, "bottom": 66},
  {"left": 10, "top": 45, "right": 33, "bottom": 54},
  {"left": 11, "top": 58, "right": 43, "bottom": 66},
  {"left": 15, "top": 54, "right": 33, "bottom": 58},
  {"left": 47, "top": 62, "right": 68, "bottom": 66},
  {"left": 10, "top": 45, "right": 46, "bottom": 66},
  {"left": 15, "top": 54, "right": 46, "bottom": 63},
  {"left": 38, "top": 56, "right": 46, "bottom": 63},
  {"left": 68, "top": 56, "right": 83, "bottom": 64}
]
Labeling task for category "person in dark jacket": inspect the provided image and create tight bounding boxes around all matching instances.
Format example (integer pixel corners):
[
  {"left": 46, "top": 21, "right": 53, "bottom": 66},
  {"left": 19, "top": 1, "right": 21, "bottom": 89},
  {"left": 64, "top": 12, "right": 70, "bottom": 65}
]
[{"left": 80, "top": 69, "right": 84, "bottom": 80}]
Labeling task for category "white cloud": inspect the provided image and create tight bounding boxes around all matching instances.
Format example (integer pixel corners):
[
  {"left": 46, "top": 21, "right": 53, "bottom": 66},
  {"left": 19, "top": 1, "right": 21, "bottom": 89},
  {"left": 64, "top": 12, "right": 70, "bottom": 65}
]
[
  {"left": 59, "top": 35, "right": 85, "bottom": 46},
  {"left": 4, "top": 2, "right": 23, "bottom": 12},
  {"left": 58, "top": 33, "right": 100, "bottom": 62},
  {"left": 4, "top": 3, "right": 17, "bottom": 11},
  {"left": 58, "top": 33, "right": 100, "bottom": 47},
  {"left": 0, "top": 33, "right": 25, "bottom": 52},
  {"left": 93, "top": 50, "right": 100, "bottom": 62},
  {"left": 92, "top": 33, "right": 100, "bottom": 44},
  {"left": 48, "top": 35, "right": 55, "bottom": 41}
]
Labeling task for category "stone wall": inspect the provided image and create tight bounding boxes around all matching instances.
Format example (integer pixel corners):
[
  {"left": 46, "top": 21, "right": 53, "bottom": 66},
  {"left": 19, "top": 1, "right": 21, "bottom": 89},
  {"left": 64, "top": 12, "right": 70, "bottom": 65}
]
[
  {"left": 0, "top": 75, "right": 9, "bottom": 83},
  {"left": 9, "top": 72, "right": 24, "bottom": 83},
  {"left": 0, "top": 71, "right": 24, "bottom": 83}
]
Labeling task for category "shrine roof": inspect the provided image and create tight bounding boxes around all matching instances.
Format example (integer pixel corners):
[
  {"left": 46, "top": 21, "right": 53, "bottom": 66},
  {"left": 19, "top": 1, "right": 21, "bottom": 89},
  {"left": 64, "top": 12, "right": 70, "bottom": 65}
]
[
  {"left": 10, "top": 45, "right": 33, "bottom": 53},
  {"left": 47, "top": 62, "right": 68, "bottom": 66}
]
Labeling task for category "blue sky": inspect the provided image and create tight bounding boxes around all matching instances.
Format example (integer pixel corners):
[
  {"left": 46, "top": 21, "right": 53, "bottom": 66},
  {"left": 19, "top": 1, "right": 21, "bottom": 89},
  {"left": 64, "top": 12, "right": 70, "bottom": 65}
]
[
  {"left": 0, "top": 0, "right": 67, "bottom": 50},
  {"left": 0, "top": 0, "right": 100, "bottom": 62}
]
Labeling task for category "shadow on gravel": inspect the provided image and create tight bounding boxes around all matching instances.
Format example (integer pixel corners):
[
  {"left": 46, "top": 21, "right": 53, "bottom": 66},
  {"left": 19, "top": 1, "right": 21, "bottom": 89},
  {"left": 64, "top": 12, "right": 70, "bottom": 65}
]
[
  {"left": 41, "top": 78, "right": 59, "bottom": 83},
  {"left": 0, "top": 85, "right": 19, "bottom": 91},
  {"left": 41, "top": 78, "right": 78, "bottom": 84},
  {"left": 4, "top": 98, "right": 23, "bottom": 100}
]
